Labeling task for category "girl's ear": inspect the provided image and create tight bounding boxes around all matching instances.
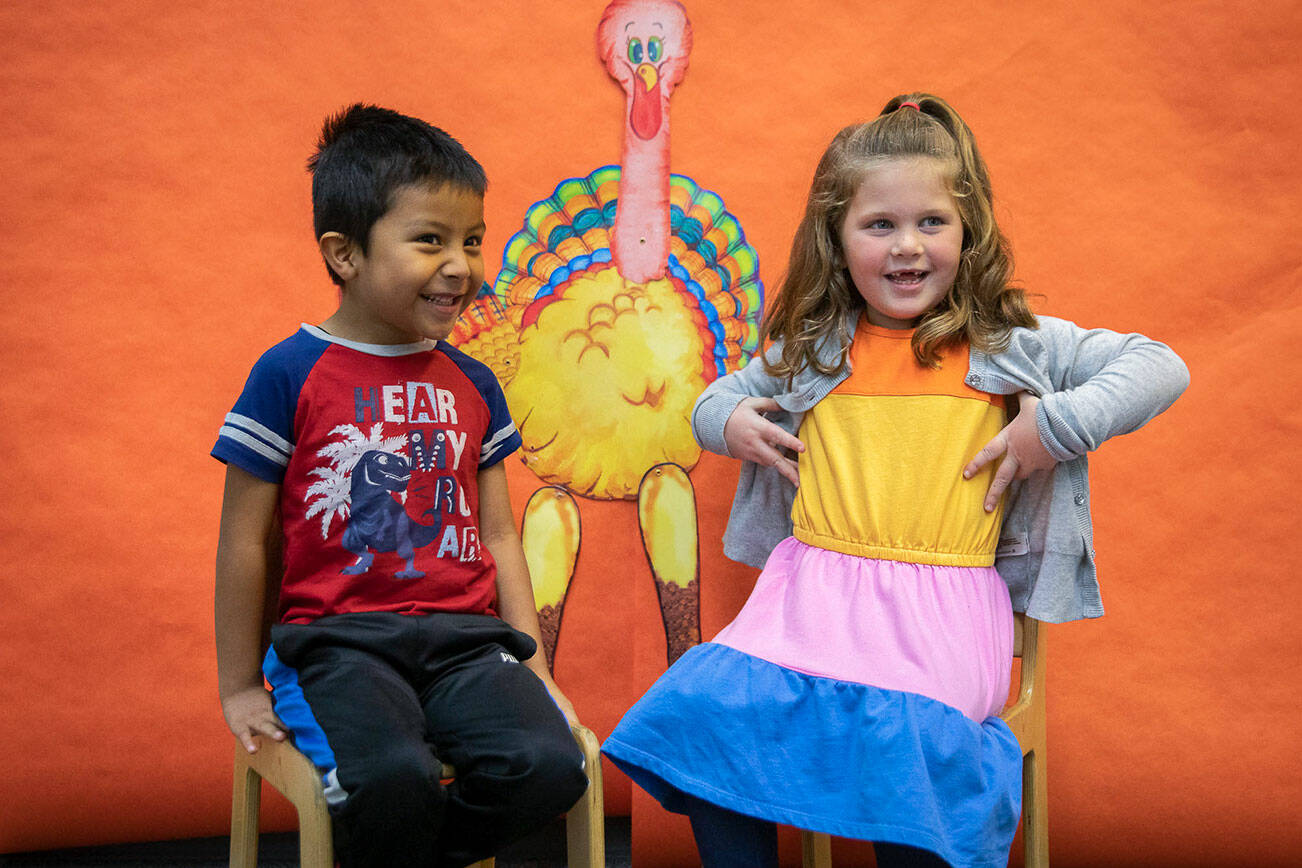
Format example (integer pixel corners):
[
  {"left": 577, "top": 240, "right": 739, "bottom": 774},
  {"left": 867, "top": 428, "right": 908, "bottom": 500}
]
[{"left": 318, "top": 232, "right": 359, "bottom": 283}]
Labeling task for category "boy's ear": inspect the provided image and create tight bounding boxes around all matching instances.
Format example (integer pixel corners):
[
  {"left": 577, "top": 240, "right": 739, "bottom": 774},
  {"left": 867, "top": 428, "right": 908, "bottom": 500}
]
[{"left": 318, "top": 232, "right": 360, "bottom": 283}]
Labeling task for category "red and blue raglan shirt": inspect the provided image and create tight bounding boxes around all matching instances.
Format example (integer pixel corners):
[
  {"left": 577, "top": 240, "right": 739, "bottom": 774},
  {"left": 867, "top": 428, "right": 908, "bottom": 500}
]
[{"left": 212, "top": 325, "right": 522, "bottom": 625}]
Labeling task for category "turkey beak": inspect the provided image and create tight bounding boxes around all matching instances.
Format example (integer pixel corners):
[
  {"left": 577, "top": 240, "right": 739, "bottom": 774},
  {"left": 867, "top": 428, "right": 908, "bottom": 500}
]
[{"left": 636, "top": 62, "right": 659, "bottom": 92}]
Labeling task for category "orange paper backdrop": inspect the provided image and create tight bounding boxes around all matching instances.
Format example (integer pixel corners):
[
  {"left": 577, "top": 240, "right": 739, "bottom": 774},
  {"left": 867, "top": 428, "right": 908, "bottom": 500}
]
[{"left": 2, "top": 1, "right": 1299, "bottom": 865}]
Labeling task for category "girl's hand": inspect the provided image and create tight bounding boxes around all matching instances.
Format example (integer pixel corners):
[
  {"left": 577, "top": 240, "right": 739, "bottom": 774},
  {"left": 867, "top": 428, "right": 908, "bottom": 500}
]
[
  {"left": 724, "top": 397, "right": 805, "bottom": 486},
  {"left": 964, "top": 392, "right": 1058, "bottom": 512}
]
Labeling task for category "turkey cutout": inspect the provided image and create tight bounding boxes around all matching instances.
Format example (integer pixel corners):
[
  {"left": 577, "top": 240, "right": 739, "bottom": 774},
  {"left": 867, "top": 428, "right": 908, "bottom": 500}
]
[{"left": 450, "top": 0, "right": 762, "bottom": 668}]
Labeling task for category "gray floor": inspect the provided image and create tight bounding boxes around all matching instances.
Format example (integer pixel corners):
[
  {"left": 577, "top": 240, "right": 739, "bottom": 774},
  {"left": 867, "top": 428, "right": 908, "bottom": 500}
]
[{"left": 0, "top": 818, "right": 631, "bottom": 868}]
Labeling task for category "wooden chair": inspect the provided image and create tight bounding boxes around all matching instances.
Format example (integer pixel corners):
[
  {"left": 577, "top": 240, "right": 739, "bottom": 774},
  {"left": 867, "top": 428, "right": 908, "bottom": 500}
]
[
  {"left": 800, "top": 613, "right": 1048, "bottom": 868},
  {"left": 230, "top": 721, "right": 606, "bottom": 868}
]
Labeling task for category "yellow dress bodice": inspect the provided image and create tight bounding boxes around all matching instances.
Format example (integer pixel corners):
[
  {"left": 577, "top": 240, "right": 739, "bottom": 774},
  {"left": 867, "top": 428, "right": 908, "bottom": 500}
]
[{"left": 791, "top": 320, "right": 1007, "bottom": 567}]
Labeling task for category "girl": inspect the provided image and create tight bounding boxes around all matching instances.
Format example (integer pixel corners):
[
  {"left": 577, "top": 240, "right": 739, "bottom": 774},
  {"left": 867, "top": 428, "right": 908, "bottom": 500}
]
[{"left": 602, "top": 93, "right": 1188, "bottom": 868}]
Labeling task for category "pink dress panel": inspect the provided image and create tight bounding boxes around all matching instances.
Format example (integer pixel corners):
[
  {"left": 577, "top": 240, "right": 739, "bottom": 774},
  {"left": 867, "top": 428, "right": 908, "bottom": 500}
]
[{"left": 713, "top": 537, "right": 1014, "bottom": 723}]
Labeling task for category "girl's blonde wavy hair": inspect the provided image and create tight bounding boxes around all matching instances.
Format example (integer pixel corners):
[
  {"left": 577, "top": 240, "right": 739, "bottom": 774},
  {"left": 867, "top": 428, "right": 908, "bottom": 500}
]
[{"left": 764, "top": 93, "right": 1036, "bottom": 380}]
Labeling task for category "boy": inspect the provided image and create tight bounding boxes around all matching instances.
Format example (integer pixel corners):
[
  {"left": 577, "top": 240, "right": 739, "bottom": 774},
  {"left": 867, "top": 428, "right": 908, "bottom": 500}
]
[{"left": 213, "top": 104, "right": 587, "bottom": 867}]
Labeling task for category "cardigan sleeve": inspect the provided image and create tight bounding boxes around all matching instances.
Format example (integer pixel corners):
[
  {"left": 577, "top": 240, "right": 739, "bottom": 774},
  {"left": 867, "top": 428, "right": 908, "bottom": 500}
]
[
  {"left": 691, "top": 343, "right": 790, "bottom": 458},
  {"left": 1029, "top": 317, "right": 1190, "bottom": 460}
]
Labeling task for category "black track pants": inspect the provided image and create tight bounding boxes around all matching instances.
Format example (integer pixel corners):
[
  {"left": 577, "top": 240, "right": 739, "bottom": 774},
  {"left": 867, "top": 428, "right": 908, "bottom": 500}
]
[{"left": 268, "top": 611, "right": 587, "bottom": 868}]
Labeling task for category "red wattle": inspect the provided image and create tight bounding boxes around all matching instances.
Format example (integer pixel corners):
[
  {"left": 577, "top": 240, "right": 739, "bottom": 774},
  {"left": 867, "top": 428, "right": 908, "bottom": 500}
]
[{"left": 630, "top": 76, "right": 661, "bottom": 140}]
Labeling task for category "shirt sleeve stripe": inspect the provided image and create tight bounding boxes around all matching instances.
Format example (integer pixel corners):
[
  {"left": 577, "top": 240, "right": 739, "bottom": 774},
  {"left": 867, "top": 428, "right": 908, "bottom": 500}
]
[
  {"left": 225, "top": 412, "right": 293, "bottom": 455},
  {"left": 480, "top": 421, "right": 520, "bottom": 465},
  {"left": 218, "top": 425, "right": 292, "bottom": 467}
]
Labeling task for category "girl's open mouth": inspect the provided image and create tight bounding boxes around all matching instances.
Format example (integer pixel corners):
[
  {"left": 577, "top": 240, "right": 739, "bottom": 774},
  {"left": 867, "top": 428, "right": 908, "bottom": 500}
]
[{"left": 886, "top": 270, "right": 927, "bottom": 285}]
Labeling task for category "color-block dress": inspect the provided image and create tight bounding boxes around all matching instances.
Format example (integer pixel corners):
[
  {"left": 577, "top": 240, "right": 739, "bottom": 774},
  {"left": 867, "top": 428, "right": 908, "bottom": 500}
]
[{"left": 603, "top": 321, "right": 1023, "bottom": 868}]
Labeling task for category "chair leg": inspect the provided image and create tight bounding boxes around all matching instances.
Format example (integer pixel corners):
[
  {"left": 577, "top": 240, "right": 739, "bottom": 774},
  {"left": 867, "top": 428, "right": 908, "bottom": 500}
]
[
  {"left": 801, "top": 830, "right": 832, "bottom": 868},
  {"left": 566, "top": 723, "right": 606, "bottom": 868},
  {"left": 296, "top": 802, "right": 335, "bottom": 868},
  {"left": 565, "top": 779, "right": 604, "bottom": 868},
  {"left": 229, "top": 749, "right": 261, "bottom": 868},
  {"left": 1022, "top": 745, "right": 1049, "bottom": 868}
]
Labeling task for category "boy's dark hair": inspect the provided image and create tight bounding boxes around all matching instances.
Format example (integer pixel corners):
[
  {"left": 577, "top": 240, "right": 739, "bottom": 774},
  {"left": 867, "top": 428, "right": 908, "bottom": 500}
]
[{"left": 308, "top": 104, "right": 488, "bottom": 286}]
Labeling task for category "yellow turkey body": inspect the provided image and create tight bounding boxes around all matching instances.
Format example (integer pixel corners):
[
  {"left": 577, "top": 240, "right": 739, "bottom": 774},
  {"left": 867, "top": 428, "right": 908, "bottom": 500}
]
[{"left": 506, "top": 266, "right": 707, "bottom": 499}]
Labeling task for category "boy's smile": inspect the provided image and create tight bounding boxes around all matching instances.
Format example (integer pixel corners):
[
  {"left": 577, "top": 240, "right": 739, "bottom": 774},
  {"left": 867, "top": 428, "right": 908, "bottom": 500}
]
[{"left": 323, "top": 183, "right": 486, "bottom": 344}]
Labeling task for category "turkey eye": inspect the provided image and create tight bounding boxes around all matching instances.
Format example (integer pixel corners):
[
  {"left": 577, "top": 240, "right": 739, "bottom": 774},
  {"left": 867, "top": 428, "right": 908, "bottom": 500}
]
[
  {"left": 648, "top": 36, "right": 662, "bottom": 62},
  {"left": 627, "top": 38, "right": 643, "bottom": 63}
]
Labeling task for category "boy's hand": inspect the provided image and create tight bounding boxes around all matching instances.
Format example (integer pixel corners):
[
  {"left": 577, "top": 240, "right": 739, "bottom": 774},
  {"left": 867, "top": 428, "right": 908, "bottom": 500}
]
[
  {"left": 723, "top": 397, "right": 805, "bottom": 486},
  {"left": 222, "top": 685, "right": 287, "bottom": 754},
  {"left": 964, "top": 392, "right": 1058, "bottom": 512},
  {"left": 537, "top": 673, "right": 578, "bottom": 725}
]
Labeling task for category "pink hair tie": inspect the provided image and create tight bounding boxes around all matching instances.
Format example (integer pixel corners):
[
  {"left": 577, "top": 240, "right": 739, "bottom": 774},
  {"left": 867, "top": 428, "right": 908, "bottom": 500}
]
[{"left": 899, "top": 101, "right": 921, "bottom": 111}]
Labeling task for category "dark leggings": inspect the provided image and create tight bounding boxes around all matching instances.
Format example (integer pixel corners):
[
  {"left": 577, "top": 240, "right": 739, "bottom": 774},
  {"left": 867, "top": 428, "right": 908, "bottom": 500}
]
[{"left": 682, "top": 792, "right": 950, "bottom": 868}]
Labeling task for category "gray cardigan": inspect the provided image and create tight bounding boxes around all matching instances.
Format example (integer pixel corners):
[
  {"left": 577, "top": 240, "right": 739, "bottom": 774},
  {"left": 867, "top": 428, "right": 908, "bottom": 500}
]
[{"left": 691, "top": 314, "right": 1189, "bottom": 623}]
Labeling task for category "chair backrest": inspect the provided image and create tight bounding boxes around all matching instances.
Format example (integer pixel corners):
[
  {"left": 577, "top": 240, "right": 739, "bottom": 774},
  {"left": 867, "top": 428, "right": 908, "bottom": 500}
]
[
  {"left": 1010, "top": 612, "right": 1042, "bottom": 707},
  {"left": 1007, "top": 611, "right": 1049, "bottom": 868}
]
